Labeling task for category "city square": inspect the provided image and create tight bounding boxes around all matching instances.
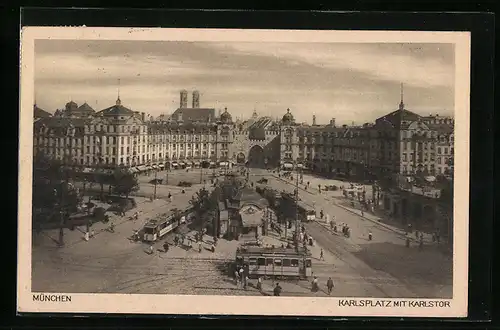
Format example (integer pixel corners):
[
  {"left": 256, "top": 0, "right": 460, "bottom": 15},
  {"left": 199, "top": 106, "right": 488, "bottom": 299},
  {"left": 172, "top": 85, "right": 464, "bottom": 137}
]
[{"left": 30, "top": 39, "right": 455, "bottom": 300}]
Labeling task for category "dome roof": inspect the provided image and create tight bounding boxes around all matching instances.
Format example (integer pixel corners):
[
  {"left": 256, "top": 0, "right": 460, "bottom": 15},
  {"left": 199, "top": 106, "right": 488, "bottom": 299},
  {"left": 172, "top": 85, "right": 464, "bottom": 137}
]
[
  {"left": 282, "top": 108, "right": 294, "bottom": 122},
  {"left": 220, "top": 107, "right": 232, "bottom": 122}
]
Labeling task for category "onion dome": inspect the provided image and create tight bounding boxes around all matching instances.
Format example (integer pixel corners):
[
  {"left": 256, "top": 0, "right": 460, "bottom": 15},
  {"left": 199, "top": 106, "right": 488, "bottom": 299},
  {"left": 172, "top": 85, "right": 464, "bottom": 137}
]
[
  {"left": 220, "top": 107, "right": 232, "bottom": 123},
  {"left": 282, "top": 108, "right": 294, "bottom": 123}
]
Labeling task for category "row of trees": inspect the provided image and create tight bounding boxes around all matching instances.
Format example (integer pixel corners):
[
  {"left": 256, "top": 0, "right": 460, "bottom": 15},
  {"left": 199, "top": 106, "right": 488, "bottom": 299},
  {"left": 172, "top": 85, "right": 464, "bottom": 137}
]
[{"left": 33, "top": 153, "right": 140, "bottom": 220}]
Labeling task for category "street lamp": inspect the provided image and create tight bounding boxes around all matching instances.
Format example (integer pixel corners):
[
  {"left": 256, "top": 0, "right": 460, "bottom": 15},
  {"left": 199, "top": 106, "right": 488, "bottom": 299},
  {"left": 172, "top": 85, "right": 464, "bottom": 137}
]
[
  {"left": 294, "top": 161, "right": 301, "bottom": 249},
  {"left": 153, "top": 162, "right": 158, "bottom": 200}
]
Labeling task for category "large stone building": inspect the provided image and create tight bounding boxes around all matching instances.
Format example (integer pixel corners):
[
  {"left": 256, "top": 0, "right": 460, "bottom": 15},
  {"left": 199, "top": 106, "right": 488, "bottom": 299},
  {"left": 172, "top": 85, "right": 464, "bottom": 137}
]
[
  {"left": 276, "top": 91, "right": 454, "bottom": 180},
  {"left": 33, "top": 89, "right": 454, "bottom": 180}
]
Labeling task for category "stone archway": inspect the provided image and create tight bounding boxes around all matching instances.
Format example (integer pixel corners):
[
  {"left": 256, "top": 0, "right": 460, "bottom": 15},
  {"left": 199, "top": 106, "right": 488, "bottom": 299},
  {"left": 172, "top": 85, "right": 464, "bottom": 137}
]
[
  {"left": 236, "top": 152, "right": 246, "bottom": 164},
  {"left": 248, "top": 145, "right": 265, "bottom": 168}
]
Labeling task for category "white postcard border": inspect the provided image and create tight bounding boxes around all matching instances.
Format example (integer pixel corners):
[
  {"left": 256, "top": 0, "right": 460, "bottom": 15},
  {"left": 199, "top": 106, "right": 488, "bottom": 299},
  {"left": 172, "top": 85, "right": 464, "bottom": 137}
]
[{"left": 18, "top": 27, "right": 470, "bottom": 317}]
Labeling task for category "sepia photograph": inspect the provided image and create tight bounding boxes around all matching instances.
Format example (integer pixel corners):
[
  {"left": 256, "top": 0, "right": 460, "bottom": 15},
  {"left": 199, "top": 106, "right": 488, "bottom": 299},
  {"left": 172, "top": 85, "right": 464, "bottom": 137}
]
[{"left": 18, "top": 27, "right": 470, "bottom": 317}]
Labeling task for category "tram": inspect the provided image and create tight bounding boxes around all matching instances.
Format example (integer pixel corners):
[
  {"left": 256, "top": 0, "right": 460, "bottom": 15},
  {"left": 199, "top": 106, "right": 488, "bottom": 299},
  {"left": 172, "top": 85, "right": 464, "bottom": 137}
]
[
  {"left": 235, "top": 246, "right": 312, "bottom": 279},
  {"left": 296, "top": 201, "right": 316, "bottom": 222},
  {"left": 142, "top": 208, "right": 192, "bottom": 242}
]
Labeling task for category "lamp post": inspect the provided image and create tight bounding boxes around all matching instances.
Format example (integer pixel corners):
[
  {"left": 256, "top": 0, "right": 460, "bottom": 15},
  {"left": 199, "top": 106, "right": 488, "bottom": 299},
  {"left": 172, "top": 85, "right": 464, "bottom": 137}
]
[
  {"left": 200, "top": 158, "right": 204, "bottom": 184},
  {"left": 294, "top": 161, "right": 301, "bottom": 248},
  {"left": 153, "top": 162, "right": 158, "bottom": 200}
]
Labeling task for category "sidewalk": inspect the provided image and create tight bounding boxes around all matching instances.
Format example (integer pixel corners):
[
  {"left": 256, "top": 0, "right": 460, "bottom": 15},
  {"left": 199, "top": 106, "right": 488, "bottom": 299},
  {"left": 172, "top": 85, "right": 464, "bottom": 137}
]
[
  {"left": 272, "top": 174, "right": 438, "bottom": 244},
  {"left": 33, "top": 188, "right": 199, "bottom": 249}
]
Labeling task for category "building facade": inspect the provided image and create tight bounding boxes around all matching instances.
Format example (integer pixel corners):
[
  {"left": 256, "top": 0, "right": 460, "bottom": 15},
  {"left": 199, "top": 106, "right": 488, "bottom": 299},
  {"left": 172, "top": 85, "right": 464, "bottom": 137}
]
[{"left": 33, "top": 91, "right": 454, "bottom": 179}]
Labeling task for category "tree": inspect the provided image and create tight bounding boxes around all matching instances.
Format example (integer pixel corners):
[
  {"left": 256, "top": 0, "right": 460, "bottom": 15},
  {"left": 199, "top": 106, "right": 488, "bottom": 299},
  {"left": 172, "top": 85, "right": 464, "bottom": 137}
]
[
  {"left": 189, "top": 187, "right": 218, "bottom": 237},
  {"left": 93, "top": 161, "right": 108, "bottom": 201},
  {"left": 112, "top": 169, "right": 139, "bottom": 199}
]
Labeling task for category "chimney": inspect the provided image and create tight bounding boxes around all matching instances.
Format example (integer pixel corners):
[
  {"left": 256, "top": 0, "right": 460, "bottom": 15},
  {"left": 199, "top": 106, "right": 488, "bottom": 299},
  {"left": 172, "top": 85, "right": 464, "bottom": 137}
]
[
  {"left": 192, "top": 90, "right": 200, "bottom": 108},
  {"left": 312, "top": 115, "right": 316, "bottom": 126},
  {"left": 330, "top": 118, "right": 336, "bottom": 127},
  {"left": 141, "top": 112, "right": 145, "bottom": 121},
  {"left": 180, "top": 90, "right": 188, "bottom": 108}
]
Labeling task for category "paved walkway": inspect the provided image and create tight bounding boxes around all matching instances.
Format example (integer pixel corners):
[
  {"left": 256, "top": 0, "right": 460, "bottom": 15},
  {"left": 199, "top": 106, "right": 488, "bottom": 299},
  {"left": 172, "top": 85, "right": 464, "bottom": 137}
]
[
  {"left": 270, "top": 173, "right": 441, "bottom": 244},
  {"left": 33, "top": 185, "right": 209, "bottom": 249}
]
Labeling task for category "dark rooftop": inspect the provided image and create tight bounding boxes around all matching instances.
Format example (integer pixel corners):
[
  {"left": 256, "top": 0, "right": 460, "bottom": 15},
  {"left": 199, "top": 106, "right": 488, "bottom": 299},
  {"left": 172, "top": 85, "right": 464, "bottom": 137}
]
[
  {"left": 170, "top": 108, "right": 216, "bottom": 122},
  {"left": 77, "top": 102, "right": 96, "bottom": 113},
  {"left": 34, "top": 104, "right": 52, "bottom": 119},
  {"left": 375, "top": 108, "right": 422, "bottom": 130},
  {"left": 97, "top": 98, "right": 135, "bottom": 117}
]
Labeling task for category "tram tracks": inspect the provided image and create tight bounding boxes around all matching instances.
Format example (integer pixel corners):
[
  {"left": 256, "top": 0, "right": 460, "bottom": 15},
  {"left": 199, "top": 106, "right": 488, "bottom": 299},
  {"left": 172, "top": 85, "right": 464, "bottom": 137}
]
[{"left": 305, "top": 222, "right": 417, "bottom": 298}]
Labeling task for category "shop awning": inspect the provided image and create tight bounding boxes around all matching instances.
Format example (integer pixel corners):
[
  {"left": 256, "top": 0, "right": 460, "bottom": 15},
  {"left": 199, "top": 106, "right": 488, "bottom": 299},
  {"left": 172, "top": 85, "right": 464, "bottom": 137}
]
[
  {"left": 158, "top": 164, "right": 165, "bottom": 168},
  {"left": 283, "top": 163, "right": 293, "bottom": 169},
  {"left": 172, "top": 162, "right": 179, "bottom": 166},
  {"left": 152, "top": 165, "right": 159, "bottom": 169},
  {"left": 296, "top": 164, "right": 304, "bottom": 168},
  {"left": 179, "top": 162, "right": 186, "bottom": 166},
  {"left": 137, "top": 165, "right": 148, "bottom": 171}
]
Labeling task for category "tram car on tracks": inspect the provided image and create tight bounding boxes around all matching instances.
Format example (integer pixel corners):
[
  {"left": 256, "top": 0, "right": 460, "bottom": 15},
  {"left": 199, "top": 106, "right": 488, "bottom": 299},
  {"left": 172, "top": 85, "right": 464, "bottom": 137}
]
[
  {"left": 142, "top": 208, "right": 191, "bottom": 242},
  {"left": 235, "top": 246, "right": 312, "bottom": 279}
]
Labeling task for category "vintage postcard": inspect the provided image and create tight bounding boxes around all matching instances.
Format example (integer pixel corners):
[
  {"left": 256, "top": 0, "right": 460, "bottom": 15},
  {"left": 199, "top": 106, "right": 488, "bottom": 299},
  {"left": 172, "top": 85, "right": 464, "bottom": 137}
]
[{"left": 18, "top": 27, "right": 470, "bottom": 317}]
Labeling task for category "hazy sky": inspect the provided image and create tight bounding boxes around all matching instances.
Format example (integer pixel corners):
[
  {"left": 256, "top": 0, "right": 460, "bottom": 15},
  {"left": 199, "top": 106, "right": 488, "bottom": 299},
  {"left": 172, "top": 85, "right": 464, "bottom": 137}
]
[{"left": 34, "top": 40, "right": 455, "bottom": 125}]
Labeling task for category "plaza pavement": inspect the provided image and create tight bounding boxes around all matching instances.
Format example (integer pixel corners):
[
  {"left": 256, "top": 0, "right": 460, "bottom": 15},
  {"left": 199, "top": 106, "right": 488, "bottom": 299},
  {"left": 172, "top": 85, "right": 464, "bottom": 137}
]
[
  {"left": 247, "top": 170, "right": 452, "bottom": 298},
  {"left": 32, "top": 169, "right": 451, "bottom": 298}
]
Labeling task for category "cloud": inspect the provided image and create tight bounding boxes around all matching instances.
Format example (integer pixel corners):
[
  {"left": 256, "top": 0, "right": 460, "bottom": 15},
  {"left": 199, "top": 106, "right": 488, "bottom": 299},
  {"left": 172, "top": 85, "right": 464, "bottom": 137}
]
[
  {"left": 207, "top": 42, "right": 455, "bottom": 89},
  {"left": 34, "top": 40, "right": 455, "bottom": 124}
]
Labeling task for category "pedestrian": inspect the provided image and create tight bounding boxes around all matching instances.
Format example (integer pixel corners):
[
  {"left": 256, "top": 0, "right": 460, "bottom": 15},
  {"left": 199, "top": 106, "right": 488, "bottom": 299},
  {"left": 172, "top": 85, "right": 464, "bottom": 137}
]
[
  {"left": 163, "top": 242, "right": 169, "bottom": 253},
  {"left": 239, "top": 267, "right": 244, "bottom": 284},
  {"left": 198, "top": 241, "right": 202, "bottom": 253},
  {"left": 257, "top": 276, "right": 263, "bottom": 292},
  {"left": 84, "top": 231, "right": 90, "bottom": 242},
  {"left": 368, "top": 231, "right": 373, "bottom": 241},
  {"left": 273, "top": 283, "right": 282, "bottom": 296},
  {"left": 90, "top": 229, "right": 95, "bottom": 238},
  {"left": 234, "top": 270, "right": 239, "bottom": 285},
  {"left": 148, "top": 245, "right": 154, "bottom": 254},
  {"left": 320, "top": 248, "right": 324, "bottom": 261},
  {"left": 419, "top": 237, "right": 424, "bottom": 251},
  {"left": 311, "top": 276, "right": 319, "bottom": 292},
  {"left": 406, "top": 236, "right": 410, "bottom": 248},
  {"left": 327, "top": 277, "right": 334, "bottom": 295},
  {"left": 243, "top": 276, "right": 248, "bottom": 290},
  {"left": 361, "top": 210, "right": 364, "bottom": 217},
  {"left": 415, "top": 230, "right": 419, "bottom": 239}
]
